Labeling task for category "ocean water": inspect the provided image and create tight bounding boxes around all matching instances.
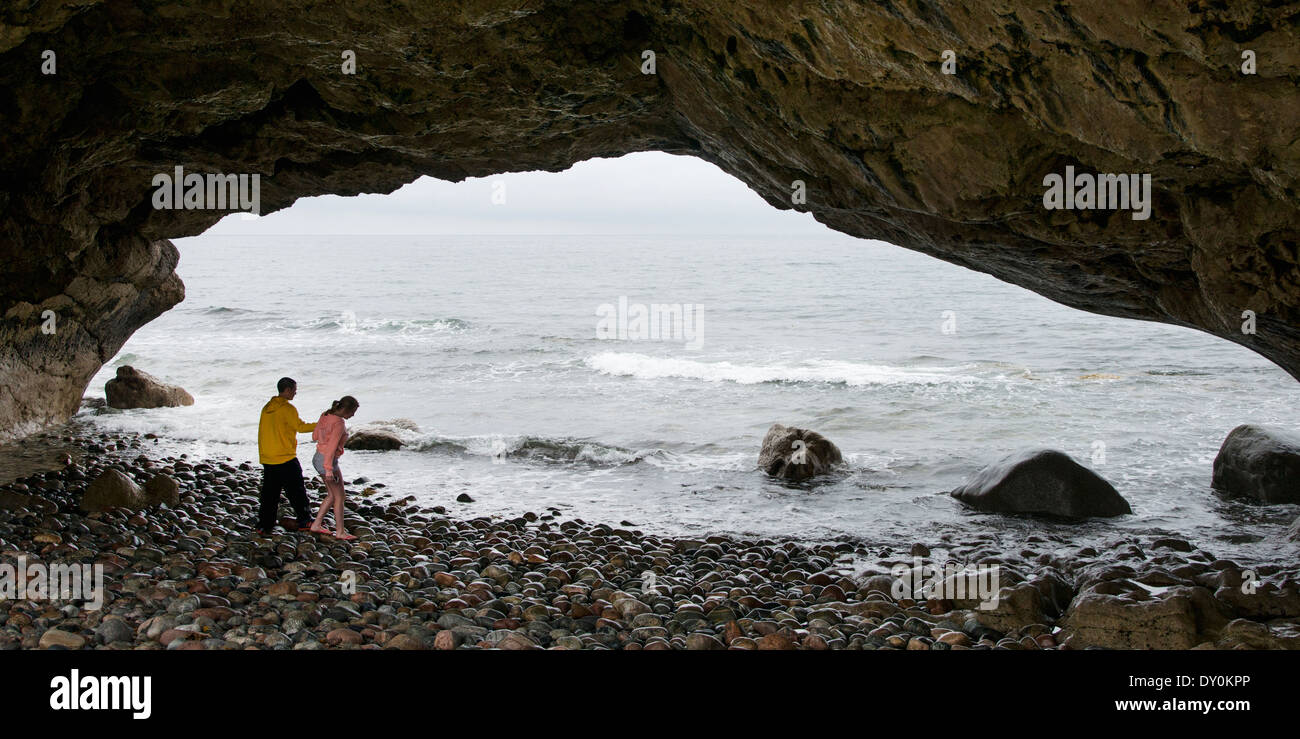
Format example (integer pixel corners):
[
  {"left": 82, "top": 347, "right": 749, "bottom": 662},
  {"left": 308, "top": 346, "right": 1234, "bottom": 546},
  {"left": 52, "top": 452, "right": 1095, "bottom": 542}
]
[{"left": 83, "top": 234, "right": 1300, "bottom": 559}]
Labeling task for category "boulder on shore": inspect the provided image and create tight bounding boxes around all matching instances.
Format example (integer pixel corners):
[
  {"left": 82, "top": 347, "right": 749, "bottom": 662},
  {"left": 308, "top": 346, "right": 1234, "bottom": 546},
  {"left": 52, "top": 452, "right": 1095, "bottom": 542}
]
[
  {"left": 950, "top": 449, "right": 1131, "bottom": 518},
  {"left": 143, "top": 474, "right": 180, "bottom": 506},
  {"left": 1211, "top": 424, "right": 1300, "bottom": 504},
  {"left": 757, "top": 424, "right": 843, "bottom": 482},
  {"left": 105, "top": 366, "right": 194, "bottom": 409},
  {"left": 0, "top": 490, "right": 35, "bottom": 511},
  {"left": 345, "top": 429, "right": 404, "bottom": 451},
  {"left": 81, "top": 468, "right": 146, "bottom": 511},
  {"left": 1060, "top": 585, "right": 1231, "bottom": 649}
]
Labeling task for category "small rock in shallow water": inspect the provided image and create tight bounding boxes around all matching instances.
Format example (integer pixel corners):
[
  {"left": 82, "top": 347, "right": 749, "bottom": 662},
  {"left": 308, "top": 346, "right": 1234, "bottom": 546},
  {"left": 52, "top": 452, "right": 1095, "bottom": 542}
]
[
  {"left": 105, "top": 366, "right": 194, "bottom": 409},
  {"left": 757, "top": 423, "right": 843, "bottom": 482},
  {"left": 345, "top": 430, "right": 404, "bottom": 451}
]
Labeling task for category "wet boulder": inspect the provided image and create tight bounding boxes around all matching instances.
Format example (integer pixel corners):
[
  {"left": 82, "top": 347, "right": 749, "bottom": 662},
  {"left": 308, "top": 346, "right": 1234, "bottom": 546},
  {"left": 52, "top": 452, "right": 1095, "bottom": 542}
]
[
  {"left": 1211, "top": 424, "right": 1300, "bottom": 504},
  {"left": 105, "top": 366, "right": 194, "bottom": 409},
  {"left": 950, "top": 449, "right": 1131, "bottom": 518},
  {"left": 81, "top": 468, "right": 146, "bottom": 511},
  {"left": 757, "top": 424, "right": 843, "bottom": 481},
  {"left": 143, "top": 473, "right": 180, "bottom": 506},
  {"left": 0, "top": 490, "right": 35, "bottom": 511},
  {"left": 1060, "top": 585, "right": 1231, "bottom": 649},
  {"left": 345, "top": 429, "right": 404, "bottom": 451}
]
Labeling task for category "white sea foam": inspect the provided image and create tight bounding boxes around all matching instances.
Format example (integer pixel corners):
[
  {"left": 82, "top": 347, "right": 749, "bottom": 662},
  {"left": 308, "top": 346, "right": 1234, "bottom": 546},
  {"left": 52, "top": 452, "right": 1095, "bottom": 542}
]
[{"left": 583, "top": 352, "right": 980, "bottom": 386}]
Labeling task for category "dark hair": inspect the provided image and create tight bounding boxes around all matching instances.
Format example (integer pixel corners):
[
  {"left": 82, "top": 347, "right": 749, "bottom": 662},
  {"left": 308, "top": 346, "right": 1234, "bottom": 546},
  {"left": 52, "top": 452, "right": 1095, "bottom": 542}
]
[
  {"left": 329, "top": 395, "right": 359, "bottom": 414},
  {"left": 277, "top": 377, "right": 297, "bottom": 393}
]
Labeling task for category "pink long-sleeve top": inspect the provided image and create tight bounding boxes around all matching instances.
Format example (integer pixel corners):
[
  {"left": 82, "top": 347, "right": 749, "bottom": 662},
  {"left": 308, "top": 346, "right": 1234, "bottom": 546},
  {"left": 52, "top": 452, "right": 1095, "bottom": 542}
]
[{"left": 312, "top": 413, "right": 347, "bottom": 472}]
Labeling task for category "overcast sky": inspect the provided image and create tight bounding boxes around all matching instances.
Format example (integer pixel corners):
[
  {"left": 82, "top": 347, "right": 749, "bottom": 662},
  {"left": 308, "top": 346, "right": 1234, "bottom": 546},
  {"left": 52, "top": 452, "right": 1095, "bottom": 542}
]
[{"left": 202, "top": 151, "right": 835, "bottom": 236}]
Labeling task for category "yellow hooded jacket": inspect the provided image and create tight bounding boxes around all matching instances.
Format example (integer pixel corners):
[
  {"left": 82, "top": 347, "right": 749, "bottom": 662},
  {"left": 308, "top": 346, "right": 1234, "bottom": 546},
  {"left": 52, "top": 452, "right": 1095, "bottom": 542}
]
[{"left": 258, "top": 396, "right": 316, "bottom": 465}]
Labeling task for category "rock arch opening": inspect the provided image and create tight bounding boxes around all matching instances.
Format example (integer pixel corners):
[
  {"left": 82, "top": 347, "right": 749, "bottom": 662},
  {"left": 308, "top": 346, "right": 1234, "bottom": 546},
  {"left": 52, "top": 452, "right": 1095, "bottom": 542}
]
[{"left": 2, "top": 2, "right": 1298, "bottom": 438}]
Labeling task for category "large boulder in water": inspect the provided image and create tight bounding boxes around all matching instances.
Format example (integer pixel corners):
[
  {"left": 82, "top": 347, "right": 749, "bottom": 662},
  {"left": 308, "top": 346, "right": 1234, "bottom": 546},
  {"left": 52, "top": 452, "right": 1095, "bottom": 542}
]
[
  {"left": 105, "top": 366, "right": 194, "bottom": 409},
  {"left": 81, "top": 468, "right": 146, "bottom": 511},
  {"left": 1211, "top": 425, "right": 1300, "bottom": 504},
  {"left": 757, "top": 424, "right": 843, "bottom": 481},
  {"left": 950, "top": 449, "right": 1131, "bottom": 518},
  {"left": 345, "top": 429, "right": 404, "bottom": 451}
]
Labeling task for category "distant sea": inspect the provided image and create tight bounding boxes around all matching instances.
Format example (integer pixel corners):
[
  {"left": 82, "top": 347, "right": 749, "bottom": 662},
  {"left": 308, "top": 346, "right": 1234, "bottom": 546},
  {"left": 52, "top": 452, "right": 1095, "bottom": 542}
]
[{"left": 83, "top": 234, "right": 1300, "bottom": 561}]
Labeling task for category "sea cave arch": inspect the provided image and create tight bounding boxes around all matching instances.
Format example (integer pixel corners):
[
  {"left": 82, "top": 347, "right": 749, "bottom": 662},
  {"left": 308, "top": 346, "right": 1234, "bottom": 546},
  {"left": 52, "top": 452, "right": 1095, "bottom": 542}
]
[{"left": 1, "top": 1, "right": 1298, "bottom": 437}]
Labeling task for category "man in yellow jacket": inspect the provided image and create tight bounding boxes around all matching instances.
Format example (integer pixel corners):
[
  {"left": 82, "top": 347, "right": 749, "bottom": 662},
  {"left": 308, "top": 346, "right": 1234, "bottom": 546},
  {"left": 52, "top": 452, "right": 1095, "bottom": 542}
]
[{"left": 256, "top": 377, "right": 317, "bottom": 534}]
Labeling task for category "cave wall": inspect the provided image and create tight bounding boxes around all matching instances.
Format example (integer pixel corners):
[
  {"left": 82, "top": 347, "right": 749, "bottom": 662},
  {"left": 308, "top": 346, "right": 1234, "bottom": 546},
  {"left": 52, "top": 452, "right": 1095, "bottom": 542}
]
[{"left": 1, "top": 0, "right": 1298, "bottom": 436}]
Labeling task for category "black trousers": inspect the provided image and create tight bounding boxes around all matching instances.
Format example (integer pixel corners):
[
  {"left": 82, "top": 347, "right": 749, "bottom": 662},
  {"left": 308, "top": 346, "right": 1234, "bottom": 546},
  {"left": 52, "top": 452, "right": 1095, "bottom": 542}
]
[{"left": 259, "top": 457, "right": 310, "bottom": 531}]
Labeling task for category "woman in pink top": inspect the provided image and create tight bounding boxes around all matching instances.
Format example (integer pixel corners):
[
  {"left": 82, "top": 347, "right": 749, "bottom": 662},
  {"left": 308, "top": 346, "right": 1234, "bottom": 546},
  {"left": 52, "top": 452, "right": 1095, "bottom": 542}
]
[{"left": 309, "top": 395, "right": 359, "bottom": 540}]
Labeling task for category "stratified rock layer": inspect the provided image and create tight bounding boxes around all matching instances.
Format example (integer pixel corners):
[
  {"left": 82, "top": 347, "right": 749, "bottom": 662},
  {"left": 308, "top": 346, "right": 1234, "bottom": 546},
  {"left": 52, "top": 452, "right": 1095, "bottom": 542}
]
[
  {"left": 1061, "top": 585, "right": 1232, "bottom": 650},
  {"left": 2, "top": 2, "right": 1299, "bottom": 435}
]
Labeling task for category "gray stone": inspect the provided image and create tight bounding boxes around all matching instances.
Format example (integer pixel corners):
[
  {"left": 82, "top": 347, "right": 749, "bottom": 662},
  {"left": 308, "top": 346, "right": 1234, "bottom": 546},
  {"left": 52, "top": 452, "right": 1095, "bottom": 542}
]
[
  {"left": 1211, "top": 425, "right": 1300, "bottom": 504},
  {"left": 81, "top": 468, "right": 146, "bottom": 512},
  {"left": 105, "top": 365, "right": 194, "bottom": 409},
  {"left": 143, "top": 474, "right": 180, "bottom": 506},
  {"left": 1061, "top": 585, "right": 1231, "bottom": 649},
  {"left": 950, "top": 449, "right": 1131, "bottom": 518},
  {"left": 95, "top": 618, "right": 136, "bottom": 645},
  {"left": 344, "top": 429, "right": 403, "bottom": 451},
  {"left": 757, "top": 424, "right": 843, "bottom": 481}
]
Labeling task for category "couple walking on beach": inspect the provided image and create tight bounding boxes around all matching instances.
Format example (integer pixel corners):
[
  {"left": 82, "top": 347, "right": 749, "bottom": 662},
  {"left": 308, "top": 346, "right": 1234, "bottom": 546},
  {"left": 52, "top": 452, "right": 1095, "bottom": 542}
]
[{"left": 256, "top": 376, "right": 359, "bottom": 540}]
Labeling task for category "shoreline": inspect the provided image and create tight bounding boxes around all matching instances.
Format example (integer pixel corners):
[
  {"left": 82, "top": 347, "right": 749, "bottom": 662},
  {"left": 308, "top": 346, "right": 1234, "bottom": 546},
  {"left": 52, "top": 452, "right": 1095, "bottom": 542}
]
[{"left": 0, "top": 423, "right": 1297, "bottom": 650}]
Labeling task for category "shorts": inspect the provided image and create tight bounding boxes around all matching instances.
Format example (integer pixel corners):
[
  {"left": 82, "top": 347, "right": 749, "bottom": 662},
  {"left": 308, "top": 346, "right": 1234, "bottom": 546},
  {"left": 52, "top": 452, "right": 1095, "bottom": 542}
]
[{"left": 312, "top": 451, "right": 341, "bottom": 480}]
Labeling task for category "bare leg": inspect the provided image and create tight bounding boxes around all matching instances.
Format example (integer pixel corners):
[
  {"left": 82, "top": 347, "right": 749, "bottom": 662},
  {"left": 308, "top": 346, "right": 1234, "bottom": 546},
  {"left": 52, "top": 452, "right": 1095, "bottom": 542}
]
[
  {"left": 333, "top": 480, "right": 348, "bottom": 537},
  {"left": 312, "top": 478, "right": 336, "bottom": 531}
]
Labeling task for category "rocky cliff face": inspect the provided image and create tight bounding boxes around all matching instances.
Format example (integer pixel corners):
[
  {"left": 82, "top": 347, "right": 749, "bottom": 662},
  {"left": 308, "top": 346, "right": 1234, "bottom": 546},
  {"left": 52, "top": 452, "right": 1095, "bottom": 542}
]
[{"left": 1, "top": 1, "right": 1297, "bottom": 436}]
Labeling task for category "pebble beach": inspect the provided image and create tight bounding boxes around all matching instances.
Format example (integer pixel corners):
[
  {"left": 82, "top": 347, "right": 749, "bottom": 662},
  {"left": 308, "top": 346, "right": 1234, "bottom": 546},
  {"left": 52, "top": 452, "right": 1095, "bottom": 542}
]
[{"left": 2, "top": 423, "right": 1298, "bottom": 651}]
